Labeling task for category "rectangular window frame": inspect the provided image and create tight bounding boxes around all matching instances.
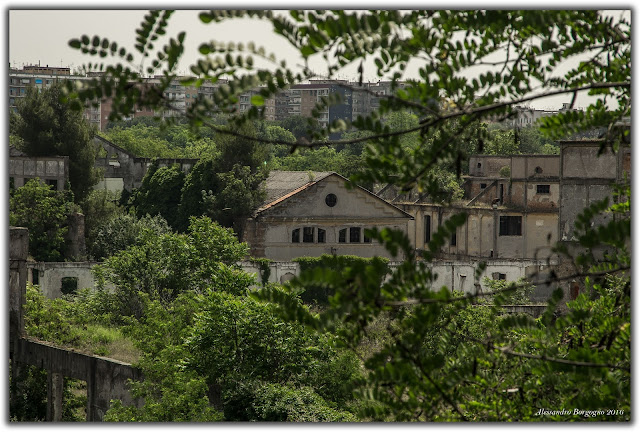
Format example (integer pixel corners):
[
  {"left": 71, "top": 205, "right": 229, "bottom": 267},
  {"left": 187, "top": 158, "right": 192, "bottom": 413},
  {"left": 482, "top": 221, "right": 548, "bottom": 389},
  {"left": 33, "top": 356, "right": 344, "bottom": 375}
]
[
  {"left": 292, "top": 228, "right": 300, "bottom": 243},
  {"left": 499, "top": 216, "right": 522, "bottom": 236},
  {"left": 303, "top": 227, "right": 315, "bottom": 243},
  {"left": 536, "top": 184, "right": 551, "bottom": 194},
  {"left": 349, "top": 227, "right": 361, "bottom": 243}
]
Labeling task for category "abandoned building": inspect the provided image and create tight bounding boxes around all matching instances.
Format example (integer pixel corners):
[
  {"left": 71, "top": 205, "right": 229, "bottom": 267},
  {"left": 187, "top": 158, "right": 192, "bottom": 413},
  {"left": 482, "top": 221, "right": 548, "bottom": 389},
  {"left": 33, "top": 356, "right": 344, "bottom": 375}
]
[
  {"left": 93, "top": 135, "right": 198, "bottom": 192},
  {"left": 9, "top": 146, "right": 69, "bottom": 191},
  {"left": 242, "top": 171, "right": 414, "bottom": 261}
]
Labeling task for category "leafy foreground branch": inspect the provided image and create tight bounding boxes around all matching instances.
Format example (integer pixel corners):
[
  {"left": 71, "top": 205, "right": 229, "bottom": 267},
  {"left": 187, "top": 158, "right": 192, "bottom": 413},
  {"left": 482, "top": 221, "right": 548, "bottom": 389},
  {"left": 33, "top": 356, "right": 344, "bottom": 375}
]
[{"left": 254, "top": 197, "right": 630, "bottom": 421}]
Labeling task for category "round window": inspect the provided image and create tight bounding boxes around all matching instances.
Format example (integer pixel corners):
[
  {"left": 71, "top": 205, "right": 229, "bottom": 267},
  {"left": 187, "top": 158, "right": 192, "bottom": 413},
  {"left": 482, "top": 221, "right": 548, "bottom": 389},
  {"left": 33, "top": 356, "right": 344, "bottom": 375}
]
[{"left": 325, "top": 193, "right": 337, "bottom": 207}]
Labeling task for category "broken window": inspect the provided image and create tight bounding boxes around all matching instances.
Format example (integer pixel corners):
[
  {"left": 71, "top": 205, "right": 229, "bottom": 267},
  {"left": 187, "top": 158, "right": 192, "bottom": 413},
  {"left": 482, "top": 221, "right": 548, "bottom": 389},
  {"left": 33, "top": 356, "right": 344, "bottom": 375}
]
[
  {"left": 339, "top": 229, "right": 347, "bottom": 243},
  {"left": 480, "top": 183, "right": 487, "bottom": 189},
  {"left": 46, "top": 179, "right": 58, "bottom": 190},
  {"left": 61, "top": 277, "right": 78, "bottom": 295},
  {"left": 303, "top": 227, "right": 314, "bottom": 243},
  {"left": 317, "top": 228, "right": 326, "bottom": 243},
  {"left": 499, "top": 216, "right": 522, "bottom": 236},
  {"left": 350, "top": 227, "right": 361, "bottom": 243},
  {"left": 292, "top": 228, "right": 300, "bottom": 243},
  {"left": 536, "top": 184, "right": 550, "bottom": 194},
  {"left": 450, "top": 232, "right": 457, "bottom": 246}
]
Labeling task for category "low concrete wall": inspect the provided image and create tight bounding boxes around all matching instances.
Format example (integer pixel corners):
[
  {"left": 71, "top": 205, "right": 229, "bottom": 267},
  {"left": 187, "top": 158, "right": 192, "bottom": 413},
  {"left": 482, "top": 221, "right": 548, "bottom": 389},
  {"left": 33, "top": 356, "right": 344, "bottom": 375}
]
[
  {"left": 27, "top": 261, "right": 113, "bottom": 298},
  {"left": 12, "top": 338, "right": 142, "bottom": 421},
  {"left": 31, "top": 259, "right": 557, "bottom": 302}
]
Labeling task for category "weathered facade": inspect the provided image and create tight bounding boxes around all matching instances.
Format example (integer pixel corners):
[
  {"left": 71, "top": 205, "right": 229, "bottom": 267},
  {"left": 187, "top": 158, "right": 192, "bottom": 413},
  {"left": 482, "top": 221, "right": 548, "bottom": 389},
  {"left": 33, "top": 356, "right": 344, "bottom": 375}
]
[
  {"left": 242, "top": 171, "right": 414, "bottom": 261},
  {"left": 558, "top": 139, "right": 630, "bottom": 241},
  {"left": 9, "top": 146, "right": 69, "bottom": 191},
  {"left": 93, "top": 135, "right": 198, "bottom": 192}
]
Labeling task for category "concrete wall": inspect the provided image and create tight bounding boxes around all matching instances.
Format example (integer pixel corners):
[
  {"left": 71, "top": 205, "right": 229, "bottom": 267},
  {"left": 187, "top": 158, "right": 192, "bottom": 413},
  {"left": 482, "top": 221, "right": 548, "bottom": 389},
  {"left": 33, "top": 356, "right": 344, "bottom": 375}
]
[
  {"left": 558, "top": 142, "right": 629, "bottom": 241},
  {"left": 27, "top": 262, "right": 113, "bottom": 298},
  {"left": 399, "top": 204, "right": 558, "bottom": 261},
  {"left": 9, "top": 155, "right": 69, "bottom": 191}
]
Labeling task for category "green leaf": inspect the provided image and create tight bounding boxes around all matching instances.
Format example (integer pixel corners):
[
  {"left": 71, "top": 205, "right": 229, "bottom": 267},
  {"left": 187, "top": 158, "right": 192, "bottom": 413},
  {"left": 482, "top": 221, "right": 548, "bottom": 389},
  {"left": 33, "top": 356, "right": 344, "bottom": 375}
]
[{"left": 250, "top": 95, "right": 265, "bottom": 106}]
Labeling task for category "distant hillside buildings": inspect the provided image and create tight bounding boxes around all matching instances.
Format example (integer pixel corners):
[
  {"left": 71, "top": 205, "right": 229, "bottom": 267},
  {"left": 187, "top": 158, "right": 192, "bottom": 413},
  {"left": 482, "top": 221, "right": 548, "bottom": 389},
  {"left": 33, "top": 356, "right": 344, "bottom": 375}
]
[{"left": 10, "top": 64, "right": 571, "bottom": 133}]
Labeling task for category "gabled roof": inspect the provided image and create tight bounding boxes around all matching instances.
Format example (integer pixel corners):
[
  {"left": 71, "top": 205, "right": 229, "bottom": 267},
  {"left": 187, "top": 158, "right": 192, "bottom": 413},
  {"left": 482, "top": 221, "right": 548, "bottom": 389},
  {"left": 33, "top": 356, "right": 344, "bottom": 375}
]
[
  {"left": 256, "top": 170, "right": 413, "bottom": 219},
  {"left": 257, "top": 171, "right": 333, "bottom": 213},
  {"left": 93, "top": 135, "right": 138, "bottom": 158}
]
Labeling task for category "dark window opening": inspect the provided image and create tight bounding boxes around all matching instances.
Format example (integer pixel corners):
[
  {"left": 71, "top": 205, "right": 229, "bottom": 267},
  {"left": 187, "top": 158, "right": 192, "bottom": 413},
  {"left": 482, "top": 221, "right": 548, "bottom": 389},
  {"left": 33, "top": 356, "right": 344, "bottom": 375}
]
[
  {"left": 9, "top": 177, "right": 15, "bottom": 190},
  {"left": 32, "top": 269, "right": 39, "bottom": 285},
  {"left": 536, "top": 184, "right": 550, "bottom": 194},
  {"left": 450, "top": 232, "right": 457, "bottom": 246},
  {"left": 364, "top": 229, "right": 372, "bottom": 243},
  {"left": 292, "top": 228, "right": 300, "bottom": 243},
  {"left": 480, "top": 183, "right": 487, "bottom": 189},
  {"left": 499, "top": 184, "right": 504, "bottom": 204},
  {"left": 499, "top": 216, "right": 522, "bottom": 236},
  {"left": 61, "top": 277, "right": 78, "bottom": 295},
  {"left": 477, "top": 162, "right": 482, "bottom": 168},
  {"left": 534, "top": 166, "right": 543, "bottom": 174},
  {"left": 339, "top": 229, "right": 347, "bottom": 243},
  {"left": 498, "top": 273, "right": 507, "bottom": 280},
  {"left": 303, "top": 227, "right": 314, "bottom": 243},
  {"left": 318, "top": 228, "right": 326, "bottom": 243},
  {"left": 46, "top": 179, "right": 58, "bottom": 190},
  {"left": 350, "top": 227, "right": 361, "bottom": 243},
  {"left": 325, "top": 193, "right": 337, "bottom": 207},
  {"left": 424, "top": 215, "right": 431, "bottom": 243}
]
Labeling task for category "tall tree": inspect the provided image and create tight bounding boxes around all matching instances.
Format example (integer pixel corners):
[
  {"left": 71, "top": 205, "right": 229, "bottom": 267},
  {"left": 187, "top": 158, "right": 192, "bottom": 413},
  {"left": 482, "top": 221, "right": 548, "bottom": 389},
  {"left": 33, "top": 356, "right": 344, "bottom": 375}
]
[
  {"left": 10, "top": 179, "right": 73, "bottom": 262},
  {"left": 11, "top": 84, "right": 101, "bottom": 202}
]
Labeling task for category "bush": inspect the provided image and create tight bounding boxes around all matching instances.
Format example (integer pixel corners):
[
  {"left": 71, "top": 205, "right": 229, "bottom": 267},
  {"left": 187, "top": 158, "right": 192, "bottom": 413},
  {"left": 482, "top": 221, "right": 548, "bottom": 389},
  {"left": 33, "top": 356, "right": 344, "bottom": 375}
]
[{"left": 293, "top": 255, "right": 390, "bottom": 304}]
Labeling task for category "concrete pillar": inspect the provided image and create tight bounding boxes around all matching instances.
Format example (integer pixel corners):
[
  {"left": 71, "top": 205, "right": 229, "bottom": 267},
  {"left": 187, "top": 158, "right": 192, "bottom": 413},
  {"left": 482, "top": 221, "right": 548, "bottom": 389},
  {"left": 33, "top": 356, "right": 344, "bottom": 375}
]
[
  {"left": 46, "top": 372, "right": 64, "bottom": 422},
  {"left": 10, "top": 227, "right": 29, "bottom": 341}
]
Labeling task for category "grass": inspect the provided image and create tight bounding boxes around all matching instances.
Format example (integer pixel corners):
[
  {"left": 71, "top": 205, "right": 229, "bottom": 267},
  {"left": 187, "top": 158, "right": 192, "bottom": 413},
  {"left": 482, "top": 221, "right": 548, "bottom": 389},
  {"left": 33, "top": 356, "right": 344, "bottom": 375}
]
[{"left": 63, "top": 324, "right": 141, "bottom": 364}]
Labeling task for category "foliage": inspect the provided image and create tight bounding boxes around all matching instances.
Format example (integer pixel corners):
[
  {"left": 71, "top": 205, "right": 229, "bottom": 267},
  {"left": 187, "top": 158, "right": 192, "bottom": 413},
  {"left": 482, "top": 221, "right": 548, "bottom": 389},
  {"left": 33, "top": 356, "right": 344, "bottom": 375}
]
[
  {"left": 130, "top": 162, "right": 186, "bottom": 229},
  {"left": 180, "top": 155, "right": 267, "bottom": 234},
  {"left": 90, "top": 212, "right": 171, "bottom": 261},
  {"left": 10, "top": 179, "right": 74, "bottom": 262},
  {"left": 23, "top": 283, "right": 137, "bottom": 359},
  {"left": 93, "top": 216, "right": 251, "bottom": 318},
  {"left": 292, "top": 254, "right": 390, "bottom": 304},
  {"left": 63, "top": 9, "right": 630, "bottom": 422},
  {"left": 256, "top": 196, "right": 630, "bottom": 420},
  {"left": 250, "top": 257, "right": 272, "bottom": 286},
  {"left": 80, "top": 189, "right": 124, "bottom": 259},
  {"left": 11, "top": 84, "right": 101, "bottom": 202}
]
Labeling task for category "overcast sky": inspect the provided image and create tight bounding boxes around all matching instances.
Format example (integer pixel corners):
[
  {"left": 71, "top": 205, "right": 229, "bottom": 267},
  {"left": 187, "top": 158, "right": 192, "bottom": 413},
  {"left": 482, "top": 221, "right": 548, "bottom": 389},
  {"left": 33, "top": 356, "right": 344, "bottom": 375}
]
[{"left": 7, "top": 4, "right": 631, "bottom": 110}]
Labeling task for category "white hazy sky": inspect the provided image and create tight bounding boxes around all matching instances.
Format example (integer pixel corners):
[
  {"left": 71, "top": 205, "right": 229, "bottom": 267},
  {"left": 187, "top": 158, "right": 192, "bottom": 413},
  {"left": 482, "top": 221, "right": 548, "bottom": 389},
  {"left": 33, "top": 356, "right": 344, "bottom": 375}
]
[{"left": 6, "top": 3, "right": 631, "bottom": 111}]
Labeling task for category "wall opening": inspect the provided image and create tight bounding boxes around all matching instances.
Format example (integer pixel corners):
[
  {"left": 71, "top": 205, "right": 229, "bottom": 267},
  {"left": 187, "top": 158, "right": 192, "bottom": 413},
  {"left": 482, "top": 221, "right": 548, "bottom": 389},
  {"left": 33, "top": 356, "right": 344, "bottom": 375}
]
[
  {"left": 499, "top": 216, "right": 522, "bottom": 236},
  {"left": 61, "top": 277, "right": 79, "bottom": 295},
  {"left": 424, "top": 215, "right": 431, "bottom": 244}
]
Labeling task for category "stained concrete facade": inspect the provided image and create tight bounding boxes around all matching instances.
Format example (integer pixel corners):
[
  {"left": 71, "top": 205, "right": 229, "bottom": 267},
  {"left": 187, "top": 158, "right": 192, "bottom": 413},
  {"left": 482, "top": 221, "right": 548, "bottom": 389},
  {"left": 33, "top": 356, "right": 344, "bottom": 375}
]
[
  {"left": 558, "top": 140, "right": 631, "bottom": 241},
  {"left": 242, "top": 171, "right": 414, "bottom": 261},
  {"left": 9, "top": 147, "right": 69, "bottom": 191},
  {"left": 26, "top": 261, "right": 114, "bottom": 298},
  {"left": 465, "top": 154, "right": 560, "bottom": 210},
  {"left": 399, "top": 203, "right": 558, "bottom": 261}
]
